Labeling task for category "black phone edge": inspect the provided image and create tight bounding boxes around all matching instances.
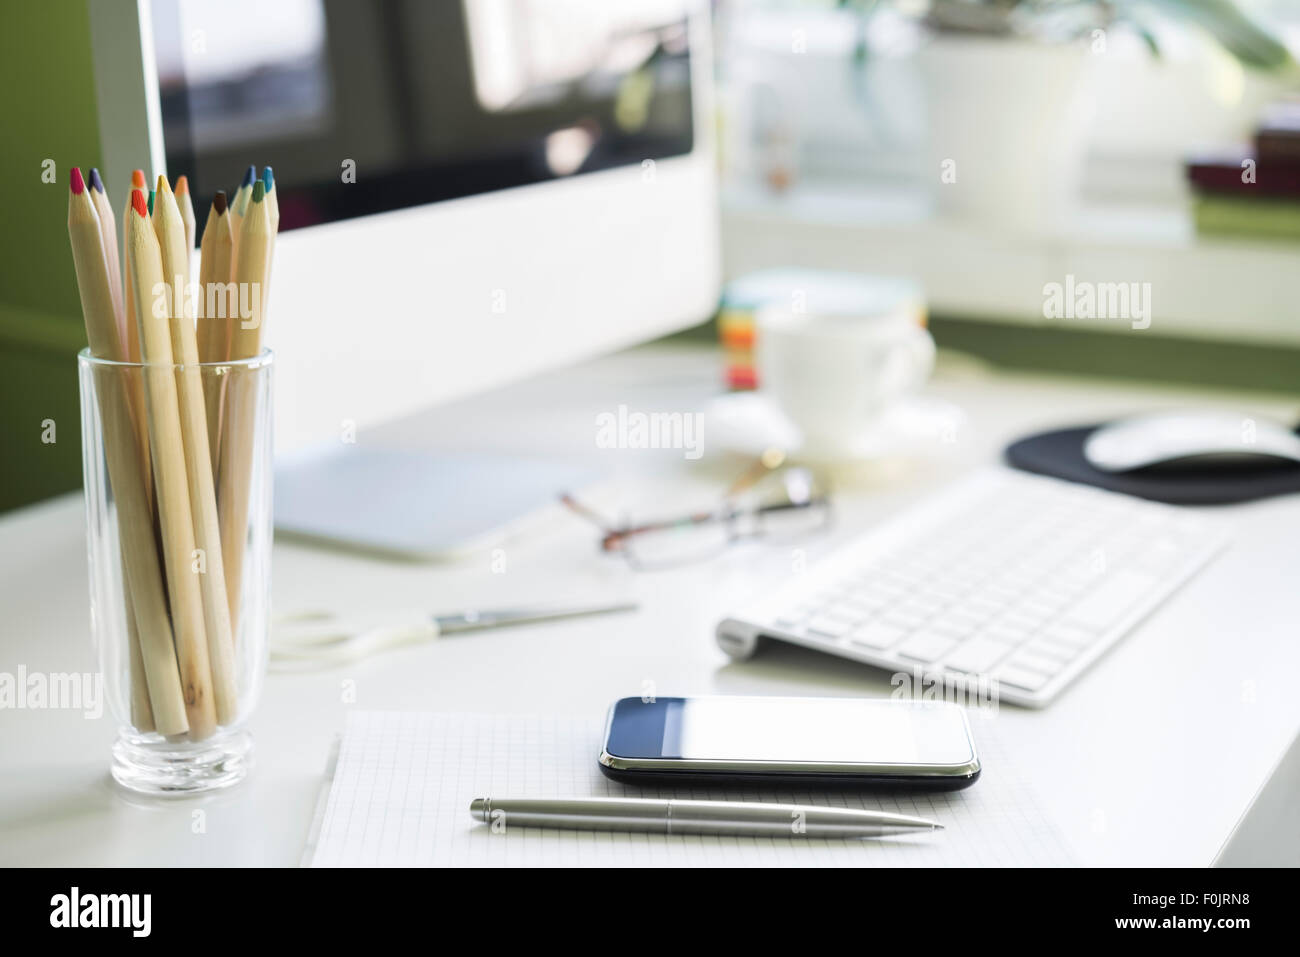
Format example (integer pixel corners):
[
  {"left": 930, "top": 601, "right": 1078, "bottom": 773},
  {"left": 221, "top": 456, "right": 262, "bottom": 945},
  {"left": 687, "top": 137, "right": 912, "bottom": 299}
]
[{"left": 597, "top": 762, "right": 981, "bottom": 791}]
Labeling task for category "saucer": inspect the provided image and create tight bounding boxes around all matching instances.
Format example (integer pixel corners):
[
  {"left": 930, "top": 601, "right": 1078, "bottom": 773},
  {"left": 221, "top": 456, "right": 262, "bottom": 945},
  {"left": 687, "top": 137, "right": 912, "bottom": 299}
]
[{"left": 704, "top": 391, "right": 966, "bottom": 465}]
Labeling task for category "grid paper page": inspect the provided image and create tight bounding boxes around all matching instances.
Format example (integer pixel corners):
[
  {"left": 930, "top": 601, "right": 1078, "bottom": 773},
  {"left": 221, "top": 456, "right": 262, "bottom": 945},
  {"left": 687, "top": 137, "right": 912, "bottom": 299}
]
[{"left": 307, "top": 711, "right": 1076, "bottom": 867}]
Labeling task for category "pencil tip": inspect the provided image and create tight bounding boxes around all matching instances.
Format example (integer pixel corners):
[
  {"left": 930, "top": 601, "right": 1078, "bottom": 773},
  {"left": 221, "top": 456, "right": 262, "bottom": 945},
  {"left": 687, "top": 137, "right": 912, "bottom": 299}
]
[
  {"left": 213, "top": 190, "right": 227, "bottom": 214},
  {"left": 242, "top": 165, "right": 257, "bottom": 187},
  {"left": 70, "top": 166, "right": 85, "bottom": 195},
  {"left": 175, "top": 174, "right": 189, "bottom": 195},
  {"left": 147, "top": 189, "right": 155, "bottom": 215},
  {"left": 131, "top": 189, "right": 147, "bottom": 218},
  {"left": 262, "top": 166, "right": 274, "bottom": 191},
  {"left": 155, "top": 174, "right": 171, "bottom": 195},
  {"left": 88, "top": 168, "right": 104, "bottom": 193},
  {"left": 251, "top": 179, "right": 265, "bottom": 203},
  {"left": 932, "top": 824, "right": 945, "bottom": 831},
  {"left": 131, "top": 169, "right": 146, "bottom": 189}
]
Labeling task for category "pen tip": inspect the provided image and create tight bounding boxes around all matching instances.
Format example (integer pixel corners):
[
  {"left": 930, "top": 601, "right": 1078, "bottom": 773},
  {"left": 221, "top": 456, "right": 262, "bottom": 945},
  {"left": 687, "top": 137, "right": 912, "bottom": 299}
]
[{"left": 932, "top": 823, "right": 944, "bottom": 831}]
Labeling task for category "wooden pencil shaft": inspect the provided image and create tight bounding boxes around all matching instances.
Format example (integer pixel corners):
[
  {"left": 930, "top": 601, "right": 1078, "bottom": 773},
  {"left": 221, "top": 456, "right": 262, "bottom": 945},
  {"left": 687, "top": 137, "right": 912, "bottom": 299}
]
[
  {"left": 129, "top": 202, "right": 218, "bottom": 740},
  {"left": 198, "top": 203, "right": 235, "bottom": 476},
  {"left": 219, "top": 186, "right": 272, "bottom": 629},
  {"left": 92, "top": 365, "right": 190, "bottom": 736},
  {"left": 69, "top": 184, "right": 188, "bottom": 735},
  {"left": 154, "top": 181, "right": 239, "bottom": 727},
  {"left": 87, "top": 181, "right": 125, "bottom": 345},
  {"left": 125, "top": 603, "right": 154, "bottom": 732}
]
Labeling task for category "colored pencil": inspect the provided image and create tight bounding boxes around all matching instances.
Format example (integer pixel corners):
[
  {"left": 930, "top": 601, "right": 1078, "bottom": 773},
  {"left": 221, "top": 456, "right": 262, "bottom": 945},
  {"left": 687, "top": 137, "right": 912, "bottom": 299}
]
[
  {"left": 227, "top": 165, "right": 257, "bottom": 264},
  {"left": 68, "top": 169, "right": 189, "bottom": 736},
  {"left": 154, "top": 175, "right": 238, "bottom": 726},
  {"left": 121, "top": 170, "right": 147, "bottom": 364},
  {"left": 128, "top": 187, "right": 218, "bottom": 740},
  {"left": 218, "top": 178, "right": 272, "bottom": 631},
  {"left": 261, "top": 167, "right": 279, "bottom": 318},
  {"left": 175, "top": 174, "right": 197, "bottom": 258},
  {"left": 198, "top": 191, "right": 234, "bottom": 472},
  {"left": 86, "top": 168, "right": 124, "bottom": 346}
]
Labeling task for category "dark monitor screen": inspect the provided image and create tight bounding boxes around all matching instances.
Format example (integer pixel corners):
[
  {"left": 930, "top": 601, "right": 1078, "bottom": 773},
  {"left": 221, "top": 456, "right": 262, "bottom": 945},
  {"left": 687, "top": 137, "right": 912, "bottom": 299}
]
[{"left": 151, "top": 0, "right": 694, "bottom": 233}]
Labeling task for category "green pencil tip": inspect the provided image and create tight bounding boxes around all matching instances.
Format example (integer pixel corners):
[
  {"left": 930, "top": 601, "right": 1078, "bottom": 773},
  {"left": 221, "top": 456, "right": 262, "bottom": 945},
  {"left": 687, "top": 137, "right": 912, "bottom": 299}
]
[
  {"left": 251, "top": 180, "right": 265, "bottom": 203},
  {"left": 147, "top": 189, "right": 155, "bottom": 215}
]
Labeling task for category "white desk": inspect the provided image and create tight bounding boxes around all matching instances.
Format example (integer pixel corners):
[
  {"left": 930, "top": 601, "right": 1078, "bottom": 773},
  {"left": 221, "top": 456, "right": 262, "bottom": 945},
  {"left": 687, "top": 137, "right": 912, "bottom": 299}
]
[{"left": 2, "top": 343, "right": 1298, "bottom": 866}]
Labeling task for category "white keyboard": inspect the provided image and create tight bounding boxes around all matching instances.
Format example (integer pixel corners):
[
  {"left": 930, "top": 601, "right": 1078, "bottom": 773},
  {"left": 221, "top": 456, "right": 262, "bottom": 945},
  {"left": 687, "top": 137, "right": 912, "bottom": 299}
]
[{"left": 717, "top": 468, "right": 1228, "bottom": 707}]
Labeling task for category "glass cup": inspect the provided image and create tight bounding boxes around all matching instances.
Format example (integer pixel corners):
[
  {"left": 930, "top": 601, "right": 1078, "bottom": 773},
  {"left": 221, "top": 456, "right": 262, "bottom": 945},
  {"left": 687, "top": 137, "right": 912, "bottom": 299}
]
[{"left": 78, "top": 349, "right": 273, "bottom": 794}]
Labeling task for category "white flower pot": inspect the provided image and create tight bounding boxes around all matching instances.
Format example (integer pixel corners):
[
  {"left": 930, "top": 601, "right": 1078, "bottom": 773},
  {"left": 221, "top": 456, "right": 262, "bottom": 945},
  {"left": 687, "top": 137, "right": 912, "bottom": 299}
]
[{"left": 917, "top": 35, "right": 1094, "bottom": 232}]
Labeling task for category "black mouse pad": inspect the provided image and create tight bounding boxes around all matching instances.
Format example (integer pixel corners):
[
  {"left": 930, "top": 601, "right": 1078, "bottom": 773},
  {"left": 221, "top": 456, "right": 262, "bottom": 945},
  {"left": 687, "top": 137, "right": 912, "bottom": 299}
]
[{"left": 1004, "top": 425, "right": 1300, "bottom": 505}]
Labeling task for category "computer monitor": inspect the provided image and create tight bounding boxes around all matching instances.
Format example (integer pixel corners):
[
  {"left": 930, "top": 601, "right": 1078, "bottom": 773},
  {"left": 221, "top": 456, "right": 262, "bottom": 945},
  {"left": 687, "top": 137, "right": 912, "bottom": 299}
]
[{"left": 89, "top": 0, "right": 718, "bottom": 556}]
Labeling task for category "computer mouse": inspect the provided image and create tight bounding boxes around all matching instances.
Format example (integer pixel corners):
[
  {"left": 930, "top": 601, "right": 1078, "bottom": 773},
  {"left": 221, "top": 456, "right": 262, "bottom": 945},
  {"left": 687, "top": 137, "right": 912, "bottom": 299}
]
[{"left": 1084, "top": 411, "right": 1300, "bottom": 472}]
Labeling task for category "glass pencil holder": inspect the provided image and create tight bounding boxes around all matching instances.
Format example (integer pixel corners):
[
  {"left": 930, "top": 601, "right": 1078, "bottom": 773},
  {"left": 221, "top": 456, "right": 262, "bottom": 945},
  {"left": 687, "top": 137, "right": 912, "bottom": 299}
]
[{"left": 78, "top": 349, "right": 273, "bottom": 795}]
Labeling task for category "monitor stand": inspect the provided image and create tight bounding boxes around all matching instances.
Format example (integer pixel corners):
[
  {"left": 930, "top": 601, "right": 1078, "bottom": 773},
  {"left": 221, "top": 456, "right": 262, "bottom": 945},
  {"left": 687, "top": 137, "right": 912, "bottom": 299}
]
[{"left": 274, "top": 447, "right": 596, "bottom": 561}]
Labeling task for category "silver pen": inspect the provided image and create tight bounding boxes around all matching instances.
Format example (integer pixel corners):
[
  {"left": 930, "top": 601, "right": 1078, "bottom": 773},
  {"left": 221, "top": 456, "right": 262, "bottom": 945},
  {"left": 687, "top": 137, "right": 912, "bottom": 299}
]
[{"left": 470, "top": 797, "right": 942, "bottom": 839}]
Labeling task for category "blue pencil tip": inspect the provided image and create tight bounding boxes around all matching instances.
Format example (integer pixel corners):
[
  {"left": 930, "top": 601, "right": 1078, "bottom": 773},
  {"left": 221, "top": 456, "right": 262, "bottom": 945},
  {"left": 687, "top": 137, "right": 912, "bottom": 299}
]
[
  {"left": 261, "top": 166, "right": 274, "bottom": 191},
  {"left": 88, "top": 168, "right": 105, "bottom": 193},
  {"left": 242, "top": 165, "right": 256, "bottom": 187}
]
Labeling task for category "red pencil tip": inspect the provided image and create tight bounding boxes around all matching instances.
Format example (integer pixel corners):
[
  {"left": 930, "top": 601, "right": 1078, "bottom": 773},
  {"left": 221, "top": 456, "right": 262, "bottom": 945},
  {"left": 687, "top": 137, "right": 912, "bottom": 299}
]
[
  {"left": 131, "top": 169, "right": 146, "bottom": 189},
  {"left": 70, "top": 167, "right": 85, "bottom": 194},
  {"left": 131, "top": 188, "right": 148, "bottom": 218}
]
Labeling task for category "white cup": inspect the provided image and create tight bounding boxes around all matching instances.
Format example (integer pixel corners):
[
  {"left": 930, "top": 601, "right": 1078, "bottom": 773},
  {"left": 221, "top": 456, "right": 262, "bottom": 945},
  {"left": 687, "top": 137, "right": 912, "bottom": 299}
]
[{"left": 756, "top": 304, "right": 935, "bottom": 454}]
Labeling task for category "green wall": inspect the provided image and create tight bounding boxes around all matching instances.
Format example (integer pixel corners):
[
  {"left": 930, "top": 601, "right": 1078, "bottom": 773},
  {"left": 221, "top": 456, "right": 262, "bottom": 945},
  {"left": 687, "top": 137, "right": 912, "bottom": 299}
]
[{"left": 0, "top": 1, "right": 101, "bottom": 512}]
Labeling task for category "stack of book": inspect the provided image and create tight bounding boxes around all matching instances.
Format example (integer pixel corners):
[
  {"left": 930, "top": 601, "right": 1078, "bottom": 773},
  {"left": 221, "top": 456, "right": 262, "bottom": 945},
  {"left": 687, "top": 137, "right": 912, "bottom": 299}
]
[{"left": 1187, "top": 100, "right": 1300, "bottom": 242}]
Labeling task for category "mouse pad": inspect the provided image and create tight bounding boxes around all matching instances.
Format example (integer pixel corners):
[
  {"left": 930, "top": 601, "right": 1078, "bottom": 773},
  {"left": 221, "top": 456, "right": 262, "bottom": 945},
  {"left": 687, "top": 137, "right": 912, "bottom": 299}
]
[{"left": 1004, "top": 424, "right": 1300, "bottom": 505}]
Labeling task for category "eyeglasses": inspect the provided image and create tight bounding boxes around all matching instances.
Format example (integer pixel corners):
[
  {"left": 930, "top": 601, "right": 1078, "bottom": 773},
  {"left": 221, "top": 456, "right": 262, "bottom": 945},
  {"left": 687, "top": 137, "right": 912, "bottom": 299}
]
[{"left": 561, "top": 457, "right": 831, "bottom": 570}]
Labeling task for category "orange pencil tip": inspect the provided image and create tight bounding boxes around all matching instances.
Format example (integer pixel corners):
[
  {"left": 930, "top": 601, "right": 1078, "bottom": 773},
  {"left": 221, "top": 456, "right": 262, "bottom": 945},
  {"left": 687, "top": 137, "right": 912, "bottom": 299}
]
[
  {"left": 131, "top": 169, "right": 146, "bottom": 189},
  {"left": 176, "top": 175, "right": 189, "bottom": 195}
]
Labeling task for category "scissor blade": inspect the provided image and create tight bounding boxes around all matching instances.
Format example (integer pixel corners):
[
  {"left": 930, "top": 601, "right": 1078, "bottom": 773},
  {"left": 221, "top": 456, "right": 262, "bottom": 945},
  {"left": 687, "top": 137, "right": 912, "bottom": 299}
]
[{"left": 434, "top": 601, "right": 638, "bottom": 635}]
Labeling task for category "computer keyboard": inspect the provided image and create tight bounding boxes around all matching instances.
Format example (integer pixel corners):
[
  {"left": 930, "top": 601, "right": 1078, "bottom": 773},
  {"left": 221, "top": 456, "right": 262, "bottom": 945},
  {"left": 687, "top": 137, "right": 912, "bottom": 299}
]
[{"left": 716, "top": 468, "right": 1228, "bottom": 707}]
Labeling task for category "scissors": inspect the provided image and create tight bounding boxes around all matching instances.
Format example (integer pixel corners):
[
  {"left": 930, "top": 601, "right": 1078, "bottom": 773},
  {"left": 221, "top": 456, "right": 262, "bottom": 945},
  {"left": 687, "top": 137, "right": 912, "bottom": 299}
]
[{"left": 271, "top": 600, "right": 638, "bottom": 671}]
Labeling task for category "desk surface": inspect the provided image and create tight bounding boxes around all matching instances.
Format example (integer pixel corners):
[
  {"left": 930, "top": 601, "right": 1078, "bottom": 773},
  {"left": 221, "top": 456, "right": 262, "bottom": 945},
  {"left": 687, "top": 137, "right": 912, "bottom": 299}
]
[{"left": 2, "top": 344, "right": 1298, "bottom": 866}]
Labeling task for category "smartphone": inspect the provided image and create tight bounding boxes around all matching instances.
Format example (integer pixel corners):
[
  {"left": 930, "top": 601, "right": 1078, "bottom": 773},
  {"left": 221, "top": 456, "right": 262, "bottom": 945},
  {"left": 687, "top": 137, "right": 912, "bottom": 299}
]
[{"left": 599, "top": 695, "right": 980, "bottom": 789}]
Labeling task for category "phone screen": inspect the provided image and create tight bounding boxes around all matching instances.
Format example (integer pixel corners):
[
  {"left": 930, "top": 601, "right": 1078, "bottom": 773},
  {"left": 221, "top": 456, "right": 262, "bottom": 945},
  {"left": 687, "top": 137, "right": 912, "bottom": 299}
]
[{"left": 606, "top": 696, "right": 974, "bottom": 766}]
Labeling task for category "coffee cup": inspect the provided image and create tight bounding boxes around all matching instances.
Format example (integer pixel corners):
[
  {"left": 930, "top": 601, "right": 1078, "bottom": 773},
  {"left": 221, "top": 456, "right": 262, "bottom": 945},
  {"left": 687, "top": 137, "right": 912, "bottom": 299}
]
[{"left": 756, "top": 301, "right": 935, "bottom": 454}]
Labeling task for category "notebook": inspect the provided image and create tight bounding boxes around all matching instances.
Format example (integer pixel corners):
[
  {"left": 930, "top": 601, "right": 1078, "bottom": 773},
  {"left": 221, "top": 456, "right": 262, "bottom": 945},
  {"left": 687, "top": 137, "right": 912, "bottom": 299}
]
[{"left": 305, "top": 711, "right": 1077, "bottom": 867}]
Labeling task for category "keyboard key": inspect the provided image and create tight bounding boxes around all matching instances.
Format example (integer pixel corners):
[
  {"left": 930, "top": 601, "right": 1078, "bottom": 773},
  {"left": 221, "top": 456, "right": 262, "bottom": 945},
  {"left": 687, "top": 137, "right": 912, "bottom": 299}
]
[
  {"left": 1041, "top": 622, "right": 1095, "bottom": 647},
  {"left": 806, "top": 615, "right": 854, "bottom": 639},
  {"left": 1009, "top": 649, "right": 1065, "bottom": 676},
  {"left": 896, "top": 632, "right": 958, "bottom": 663},
  {"left": 1063, "top": 571, "right": 1160, "bottom": 631},
  {"left": 943, "top": 636, "right": 1012, "bottom": 674},
  {"left": 774, "top": 607, "right": 812, "bottom": 628},
  {"left": 849, "top": 622, "right": 907, "bottom": 651},
  {"left": 993, "top": 664, "right": 1051, "bottom": 693},
  {"left": 1023, "top": 638, "right": 1075, "bottom": 663}
]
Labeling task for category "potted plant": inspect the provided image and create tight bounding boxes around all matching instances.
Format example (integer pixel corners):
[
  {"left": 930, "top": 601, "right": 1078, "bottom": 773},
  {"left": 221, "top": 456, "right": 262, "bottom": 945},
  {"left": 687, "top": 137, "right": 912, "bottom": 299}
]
[{"left": 846, "top": 0, "right": 1294, "bottom": 231}]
